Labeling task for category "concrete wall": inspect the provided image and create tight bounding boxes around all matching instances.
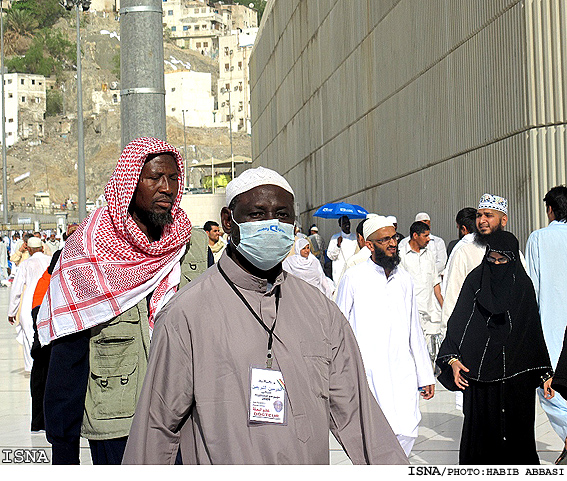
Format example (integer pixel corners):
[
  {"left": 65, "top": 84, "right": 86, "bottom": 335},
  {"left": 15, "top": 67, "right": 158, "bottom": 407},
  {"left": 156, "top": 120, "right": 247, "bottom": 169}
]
[
  {"left": 249, "top": 0, "right": 567, "bottom": 247},
  {"left": 180, "top": 192, "right": 225, "bottom": 228}
]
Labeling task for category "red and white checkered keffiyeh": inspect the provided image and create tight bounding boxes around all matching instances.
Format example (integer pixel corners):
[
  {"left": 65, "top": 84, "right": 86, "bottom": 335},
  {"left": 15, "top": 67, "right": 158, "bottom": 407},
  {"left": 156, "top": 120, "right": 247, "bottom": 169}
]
[{"left": 37, "top": 137, "right": 192, "bottom": 346}]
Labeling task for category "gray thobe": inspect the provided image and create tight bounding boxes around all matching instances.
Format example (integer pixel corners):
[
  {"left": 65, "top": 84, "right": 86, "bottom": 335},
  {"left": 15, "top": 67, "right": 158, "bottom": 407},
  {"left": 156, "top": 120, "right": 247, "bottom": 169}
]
[{"left": 122, "top": 251, "right": 407, "bottom": 465}]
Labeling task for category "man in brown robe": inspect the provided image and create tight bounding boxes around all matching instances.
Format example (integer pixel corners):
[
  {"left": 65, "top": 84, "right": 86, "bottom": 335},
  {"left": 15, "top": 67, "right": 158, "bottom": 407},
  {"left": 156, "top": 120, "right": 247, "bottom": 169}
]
[{"left": 122, "top": 167, "right": 408, "bottom": 465}]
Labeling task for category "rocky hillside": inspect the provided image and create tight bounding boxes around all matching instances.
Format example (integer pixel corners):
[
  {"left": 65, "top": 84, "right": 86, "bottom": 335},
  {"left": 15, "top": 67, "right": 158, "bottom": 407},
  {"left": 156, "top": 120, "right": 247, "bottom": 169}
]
[{"left": 5, "top": 11, "right": 251, "bottom": 207}]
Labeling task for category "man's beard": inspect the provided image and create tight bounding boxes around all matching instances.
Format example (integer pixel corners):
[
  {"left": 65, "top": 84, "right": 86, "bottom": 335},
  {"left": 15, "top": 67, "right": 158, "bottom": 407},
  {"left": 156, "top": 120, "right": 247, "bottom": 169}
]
[
  {"left": 133, "top": 207, "right": 174, "bottom": 231},
  {"left": 475, "top": 225, "right": 502, "bottom": 247},
  {"left": 373, "top": 247, "right": 400, "bottom": 271}
]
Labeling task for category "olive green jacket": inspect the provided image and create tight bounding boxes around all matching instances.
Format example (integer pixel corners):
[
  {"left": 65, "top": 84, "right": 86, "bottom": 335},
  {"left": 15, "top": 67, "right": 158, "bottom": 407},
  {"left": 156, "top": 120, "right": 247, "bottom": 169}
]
[{"left": 81, "top": 229, "right": 209, "bottom": 439}]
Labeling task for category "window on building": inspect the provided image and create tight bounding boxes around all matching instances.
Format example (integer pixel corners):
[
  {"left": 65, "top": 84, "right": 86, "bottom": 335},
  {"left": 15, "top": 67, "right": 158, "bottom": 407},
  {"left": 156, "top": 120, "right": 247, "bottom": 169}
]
[
  {"left": 39, "top": 124, "right": 43, "bottom": 135},
  {"left": 21, "top": 96, "right": 25, "bottom": 102},
  {"left": 171, "top": 26, "right": 176, "bottom": 31},
  {"left": 194, "top": 25, "right": 199, "bottom": 31},
  {"left": 171, "top": 87, "right": 176, "bottom": 92},
  {"left": 203, "top": 42, "right": 208, "bottom": 47},
  {"left": 183, "top": 25, "right": 189, "bottom": 31},
  {"left": 224, "top": 46, "right": 229, "bottom": 55},
  {"left": 226, "top": 115, "right": 230, "bottom": 122},
  {"left": 8, "top": 118, "right": 13, "bottom": 123},
  {"left": 6, "top": 79, "right": 11, "bottom": 84},
  {"left": 31, "top": 79, "right": 35, "bottom": 85},
  {"left": 224, "top": 63, "right": 229, "bottom": 71},
  {"left": 194, "top": 8, "right": 199, "bottom": 13},
  {"left": 8, "top": 93, "right": 12, "bottom": 98},
  {"left": 225, "top": 83, "right": 230, "bottom": 90},
  {"left": 238, "top": 61, "right": 242, "bottom": 70},
  {"left": 168, "top": 10, "right": 173, "bottom": 15},
  {"left": 172, "top": 107, "right": 176, "bottom": 112},
  {"left": 202, "top": 24, "right": 207, "bottom": 29},
  {"left": 21, "top": 79, "right": 24, "bottom": 85},
  {"left": 112, "top": 94, "right": 118, "bottom": 103},
  {"left": 196, "top": 42, "right": 201, "bottom": 48},
  {"left": 7, "top": 132, "right": 11, "bottom": 137}
]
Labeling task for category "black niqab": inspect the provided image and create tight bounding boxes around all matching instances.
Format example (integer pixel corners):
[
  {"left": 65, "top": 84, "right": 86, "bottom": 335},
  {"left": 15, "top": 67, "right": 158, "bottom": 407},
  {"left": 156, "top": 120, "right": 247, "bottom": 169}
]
[{"left": 436, "top": 231, "right": 551, "bottom": 389}]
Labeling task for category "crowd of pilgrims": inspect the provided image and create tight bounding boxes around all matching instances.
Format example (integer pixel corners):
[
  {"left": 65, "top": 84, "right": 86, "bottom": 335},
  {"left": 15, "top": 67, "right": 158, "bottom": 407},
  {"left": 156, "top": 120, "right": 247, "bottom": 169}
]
[{"left": 6, "top": 140, "right": 567, "bottom": 466}]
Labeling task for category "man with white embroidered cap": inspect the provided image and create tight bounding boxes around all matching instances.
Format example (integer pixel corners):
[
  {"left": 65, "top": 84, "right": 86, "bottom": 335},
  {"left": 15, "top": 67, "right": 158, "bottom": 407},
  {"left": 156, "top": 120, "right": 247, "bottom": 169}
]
[
  {"left": 441, "top": 193, "right": 513, "bottom": 337},
  {"left": 336, "top": 214, "right": 435, "bottom": 457},
  {"left": 122, "top": 166, "right": 408, "bottom": 465}
]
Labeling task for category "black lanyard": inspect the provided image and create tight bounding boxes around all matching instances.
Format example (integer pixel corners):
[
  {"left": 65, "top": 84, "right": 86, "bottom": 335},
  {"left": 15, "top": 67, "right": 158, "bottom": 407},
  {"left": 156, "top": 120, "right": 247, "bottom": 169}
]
[{"left": 217, "top": 263, "right": 280, "bottom": 369}]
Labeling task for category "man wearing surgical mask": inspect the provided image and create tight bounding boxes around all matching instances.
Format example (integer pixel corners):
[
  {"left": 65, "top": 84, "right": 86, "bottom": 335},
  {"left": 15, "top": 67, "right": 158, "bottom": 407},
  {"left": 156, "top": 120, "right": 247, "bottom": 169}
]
[{"left": 123, "top": 167, "right": 408, "bottom": 465}]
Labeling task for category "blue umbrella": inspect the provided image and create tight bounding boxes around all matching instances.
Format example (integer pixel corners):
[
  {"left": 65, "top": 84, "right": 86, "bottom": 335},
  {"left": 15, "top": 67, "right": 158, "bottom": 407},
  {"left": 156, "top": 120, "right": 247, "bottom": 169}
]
[{"left": 313, "top": 202, "right": 368, "bottom": 219}]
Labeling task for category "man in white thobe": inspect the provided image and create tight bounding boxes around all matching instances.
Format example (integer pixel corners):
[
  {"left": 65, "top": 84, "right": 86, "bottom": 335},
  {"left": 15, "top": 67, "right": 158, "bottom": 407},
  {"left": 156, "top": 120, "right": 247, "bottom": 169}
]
[
  {"left": 525, "top": 185, "right": 567, "bottom": 465},
  {"left": 326, "top": 215, "right": 357, "bottom": 283},
  {"left": 336, "top": 215, "right": 435, "bottom": 456},
  {"left": 8, "top": 237, "right": 51, "bottom": 372},
  {"left": 400, "top": 213, "right": 447, "bottom": 276},
  {"left": 399, "top": 221, "right": 443, "bottom": 362},
  {"left": 344, "top": 217, "right": 372, "bottom": 271}
]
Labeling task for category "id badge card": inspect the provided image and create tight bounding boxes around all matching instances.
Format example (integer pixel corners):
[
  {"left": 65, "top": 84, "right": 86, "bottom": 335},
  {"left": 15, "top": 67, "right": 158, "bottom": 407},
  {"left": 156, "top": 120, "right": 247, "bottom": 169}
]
[{"left": 249, "top": 366, "right": 287, "bottom": 425}]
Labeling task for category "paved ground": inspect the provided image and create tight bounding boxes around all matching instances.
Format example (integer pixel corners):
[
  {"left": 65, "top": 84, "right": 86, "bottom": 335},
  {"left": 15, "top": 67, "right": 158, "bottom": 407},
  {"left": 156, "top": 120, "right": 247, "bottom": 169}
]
[{"left": 0, "top": 286, "right": 563, "bottom": 466}]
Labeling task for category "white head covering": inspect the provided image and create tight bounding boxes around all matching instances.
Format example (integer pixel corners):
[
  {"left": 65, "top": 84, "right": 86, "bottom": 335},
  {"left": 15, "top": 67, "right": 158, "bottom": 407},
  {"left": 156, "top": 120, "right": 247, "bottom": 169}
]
[
  {"left": 27, "top": 237, "right": 43, "bottom": 248},
  {"left": 363, "top": 215, "right": 394, "bottom": 240},
  {"left": 283, "top": 238, "right": 334, "bottom": 298},
  {"left": 225, "top": 166, "right": 294, "bottom": 206},
  {"left": 478, "top": 193, "right": 508, "bottom": 215},
  {"left": 386, "top": 215, "right": 397, "bottom": 224},
  {"left": 415, "top": 212, "right": 430, "bottom": 222}
]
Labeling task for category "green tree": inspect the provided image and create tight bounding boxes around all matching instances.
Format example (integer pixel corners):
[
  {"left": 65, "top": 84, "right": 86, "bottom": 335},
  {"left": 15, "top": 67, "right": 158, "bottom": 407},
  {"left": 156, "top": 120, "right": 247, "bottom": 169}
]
[
  {"left": 6, "top": 29, "right": 75, "bottom": 78},
  {"left": 46, "top": 89, "right": 63, "bottom": 116},
  {"left": 10, "top": 0, "right": 68, "bottom": 29},
  {"left": 6, "top": 9, "right": 38, "bottom": 36}
]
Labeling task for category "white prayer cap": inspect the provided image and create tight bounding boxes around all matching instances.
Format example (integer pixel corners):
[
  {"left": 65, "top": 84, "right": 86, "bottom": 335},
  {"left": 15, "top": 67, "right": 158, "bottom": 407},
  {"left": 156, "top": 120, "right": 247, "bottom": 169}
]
[
  {"left": 363, "top": 215, "right": 394, "bottom": 240},
  {"left": 478, "top": 193, "right": 508, "bottom": 215},
  {"left": 27, "top": 237, "right": 43, "bottom": 248},
  {"left": 386, "top": 215, "right": 397, "bottom": 224},
  {"left": 225, "top": 166, "right": 294, "bottom": 206},
  {"left": 415, "top": 212, "right": 430, "bottom": 222},
  {"left": 310, "top": 225, "right": 318, "bottom": 232}
]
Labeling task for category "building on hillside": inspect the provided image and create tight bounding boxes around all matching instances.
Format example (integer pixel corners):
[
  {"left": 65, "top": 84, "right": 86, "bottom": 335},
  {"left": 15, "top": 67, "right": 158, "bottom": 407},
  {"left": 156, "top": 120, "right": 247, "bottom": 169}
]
[
  {"left": 250, "top": 0, "right": 567, "bottom": 247},
  {"left": 1, "top": 73, "right": 46, "bottom": 147},
  {"left": 164, "top": 70, "right": 215, "bottom": 128},
  {"left": 162, "top": 0, "right": 257, "bottom": 57},
  {"left": 217, "top": 27, "right": 257, "bottom": 134},
  {"left": 162, "top": 0, "right": 228, "bottom": 55},
  {"left": 89, "top": 0, "right": 118, "bottom": 12}
]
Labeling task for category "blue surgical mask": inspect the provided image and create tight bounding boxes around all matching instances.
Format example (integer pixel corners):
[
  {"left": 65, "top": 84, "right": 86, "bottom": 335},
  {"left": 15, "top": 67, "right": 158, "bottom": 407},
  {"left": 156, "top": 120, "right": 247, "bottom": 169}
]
[{"left": 232, "top": 216, "right": 295, "bottom": 271}]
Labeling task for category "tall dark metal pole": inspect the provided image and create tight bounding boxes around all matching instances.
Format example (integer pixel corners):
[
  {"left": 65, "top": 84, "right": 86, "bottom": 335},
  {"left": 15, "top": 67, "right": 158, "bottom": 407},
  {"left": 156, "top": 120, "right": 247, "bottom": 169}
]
[
  {"left": 120, "top": 0, "right": 166, "bottom": 148},
  {"left": 182, "top": 109, "right": 187, "bottom": 189},
  {"left": 76, "top": 4, "right": 86, "bottom": 222},
  {"left": 1, "top": 5, "right": 8, "bottom": 224}
]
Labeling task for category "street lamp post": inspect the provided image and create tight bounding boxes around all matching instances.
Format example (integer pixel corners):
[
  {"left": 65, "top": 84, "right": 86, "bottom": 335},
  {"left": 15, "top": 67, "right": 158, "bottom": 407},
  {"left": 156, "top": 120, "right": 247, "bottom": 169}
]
[
  {"left": 62, "top": 0, "right": 90, "bottom": 222},
  {"left": 182, "top": 109, "right": 188, "bottom": 190},
  {"left": 220, "top": 87, "right": 234, "bottom": 179},
  {"left": 1, "top": 2, "right": 7, "bottom": 224}
]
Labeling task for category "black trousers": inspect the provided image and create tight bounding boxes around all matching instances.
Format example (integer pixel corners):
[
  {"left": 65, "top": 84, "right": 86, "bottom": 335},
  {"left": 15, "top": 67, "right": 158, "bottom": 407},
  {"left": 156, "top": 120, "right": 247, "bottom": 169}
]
[{"left": 30, "top": 344, "right": 51, "bottom": 431}]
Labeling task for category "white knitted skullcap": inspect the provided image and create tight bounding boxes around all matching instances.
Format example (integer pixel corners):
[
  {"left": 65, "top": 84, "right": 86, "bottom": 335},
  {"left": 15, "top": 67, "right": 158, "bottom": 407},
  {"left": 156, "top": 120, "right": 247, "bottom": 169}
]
[
  {"left": 225, "top": 166, "right": 294, "bottom": 206},
  {"left": 415, "top": 212, "right": 430, "bottom": 222},
  {"left": 363, "top": 215, "right": 394, "bottom": 240},
  {"left": 27, "top": 237, "right": 43, "bottom": 248}
]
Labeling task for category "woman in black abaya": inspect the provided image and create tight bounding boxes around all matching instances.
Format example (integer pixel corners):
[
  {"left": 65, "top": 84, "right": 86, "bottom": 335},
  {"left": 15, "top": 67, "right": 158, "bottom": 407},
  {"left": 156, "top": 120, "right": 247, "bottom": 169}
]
[{"left": 436, "top": 230, "right": 554, "bottom": 465}]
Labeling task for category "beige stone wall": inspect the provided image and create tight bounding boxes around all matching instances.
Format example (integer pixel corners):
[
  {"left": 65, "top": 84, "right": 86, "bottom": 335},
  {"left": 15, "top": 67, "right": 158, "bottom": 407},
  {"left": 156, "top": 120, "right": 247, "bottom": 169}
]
[{"left": 249, "top": 0, "right": 567, "bottom": 246}]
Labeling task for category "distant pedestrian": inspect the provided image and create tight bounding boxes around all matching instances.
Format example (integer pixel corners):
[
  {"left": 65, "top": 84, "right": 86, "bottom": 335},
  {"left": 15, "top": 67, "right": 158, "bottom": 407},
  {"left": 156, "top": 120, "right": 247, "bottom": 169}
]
[
  {"left": 204, "top": 220, "right": 225, "bottom": 264},
  {"left": 445, "top": 207, "right": 477, "bottom": 258},
  {"left": 437, "top": 230, "right": 553, "bottom": 465},
  {"left": 525, "top": 185, "right": 567, "bottom": 465},
  {"left": 8, "top": 237, "right": 51, "bottom": 373},
  {"left": 327, "top": 215, "right": 357, "bottom": 283},
  {"left": 399, "top": 221, "right": 443, "bottom": 362},
  {"left": 308, "top": 224, "right": 326, "bottom": 265},
  {"left": 386, "top": 215, "right": 404, "bottom": 243}
]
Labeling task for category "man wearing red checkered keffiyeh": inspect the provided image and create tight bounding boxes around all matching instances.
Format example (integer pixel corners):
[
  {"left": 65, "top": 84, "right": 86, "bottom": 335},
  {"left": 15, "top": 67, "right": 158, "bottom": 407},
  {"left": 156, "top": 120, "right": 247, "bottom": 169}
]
[{"left": 39, "top": 137, "right": 193, "bottom": 465}]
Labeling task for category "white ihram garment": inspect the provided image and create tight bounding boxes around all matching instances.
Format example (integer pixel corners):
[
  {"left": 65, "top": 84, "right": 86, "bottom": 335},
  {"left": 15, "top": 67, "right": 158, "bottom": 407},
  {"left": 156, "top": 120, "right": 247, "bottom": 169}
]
[
  {"left": 326, "top": 231, "right": 357, "bottom": 283},
  {"left": 336, "top": 259, "right": 435, "bottom": 440},
  {"left": 8, "top": 252, "right": 51, "bottom": 371}
]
